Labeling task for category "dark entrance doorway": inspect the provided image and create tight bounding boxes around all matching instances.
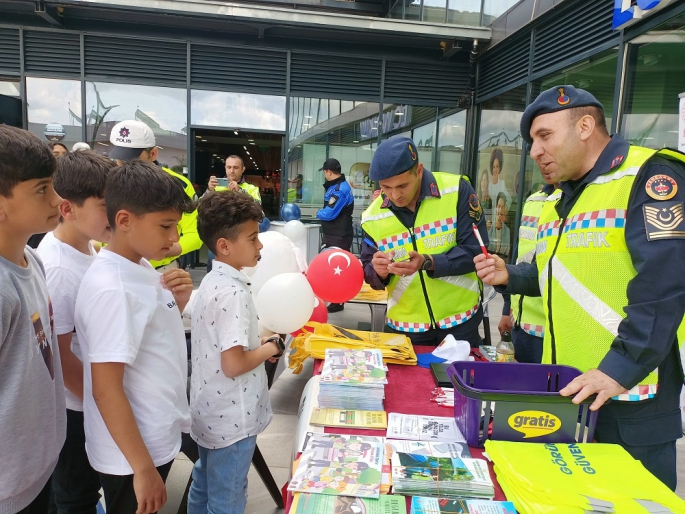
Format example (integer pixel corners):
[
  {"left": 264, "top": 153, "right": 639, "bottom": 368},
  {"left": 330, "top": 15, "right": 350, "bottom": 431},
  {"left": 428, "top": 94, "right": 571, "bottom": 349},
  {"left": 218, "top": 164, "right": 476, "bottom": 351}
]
[{"left": 192, "top": 128, "right": 283, "bottom": 218}]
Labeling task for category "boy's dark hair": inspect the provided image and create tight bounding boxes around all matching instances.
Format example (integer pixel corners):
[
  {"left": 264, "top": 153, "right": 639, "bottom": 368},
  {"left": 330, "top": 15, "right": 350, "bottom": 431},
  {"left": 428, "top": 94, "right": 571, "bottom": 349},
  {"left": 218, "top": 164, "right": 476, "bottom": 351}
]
[
  {"left": 0, "top": 125, "right": 56, "bottom": 197},
  {"left": 53, "top": 150, "right": 116, "bottom": 205},
  {"left": 49, "top": 142, "right": 69, "bottom": 153},
  {"left": 105, "top": 160, "right": 196, "bottom": 227},
  {"left": 198, "top": 191, "right": 263, "bottom": 254}
]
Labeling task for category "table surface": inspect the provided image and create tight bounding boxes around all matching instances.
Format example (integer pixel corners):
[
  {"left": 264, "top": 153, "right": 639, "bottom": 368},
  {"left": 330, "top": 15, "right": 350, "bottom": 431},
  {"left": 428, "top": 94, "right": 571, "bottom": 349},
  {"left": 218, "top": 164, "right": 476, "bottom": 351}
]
[{"left": 285, "top": 346, "right": 506, "bottom": 512}]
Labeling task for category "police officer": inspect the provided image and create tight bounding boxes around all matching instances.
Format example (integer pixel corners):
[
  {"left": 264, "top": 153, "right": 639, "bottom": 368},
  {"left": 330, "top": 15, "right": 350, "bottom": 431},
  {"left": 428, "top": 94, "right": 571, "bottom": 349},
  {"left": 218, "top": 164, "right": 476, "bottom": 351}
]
[
  {"left": 109, "top": 120, "right": 202, "bottom": 270},
  {"left": 499, "top": 182, "right": 556, "bottom": 363},
  {"left": 361, "top": 135, "right": 489, "bottom": 347},
  {"left": 207, "top": 155, "right": 261, "bottom": 202},
  {"left": 316, "top": 158, "right": 355, "bottom": 313},
  {"left": 475, "top": 85, "right": 685, "bottom": 489}
]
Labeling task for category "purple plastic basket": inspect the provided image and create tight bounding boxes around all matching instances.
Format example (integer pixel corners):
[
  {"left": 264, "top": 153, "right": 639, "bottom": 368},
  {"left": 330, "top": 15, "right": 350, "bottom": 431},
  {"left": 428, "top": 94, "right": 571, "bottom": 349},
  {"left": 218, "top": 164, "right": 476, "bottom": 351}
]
[{"left": 447, "top": 361, "right": 599, "bottom": 448}]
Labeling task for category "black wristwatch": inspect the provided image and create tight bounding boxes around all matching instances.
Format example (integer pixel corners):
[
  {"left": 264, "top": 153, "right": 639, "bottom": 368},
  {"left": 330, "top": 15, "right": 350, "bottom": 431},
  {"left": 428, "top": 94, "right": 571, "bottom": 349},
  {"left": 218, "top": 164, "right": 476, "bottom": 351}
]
[
  {"left": 266, "top": 336, "right": 285, "bottom": 357},
  {"left": 421, "top": 254, "right": 433, "bottom": 272}
]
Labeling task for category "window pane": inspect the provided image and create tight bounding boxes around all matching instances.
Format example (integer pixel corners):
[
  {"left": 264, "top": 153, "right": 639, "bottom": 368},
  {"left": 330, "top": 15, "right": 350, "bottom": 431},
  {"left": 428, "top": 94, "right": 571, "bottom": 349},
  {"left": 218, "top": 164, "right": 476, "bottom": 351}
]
[
  {"left": 423, "top": 0, "right": 446, "bottom": 23},
  {"left": 621, "top": 13, "right": 685, "bottom": 149},
  {"left": 0, "top": 80, "right": 20, "bottom": 97},
  {"left": 447, "top": 0, "right": 482, "bottom": 25},
  {"left": 413, "top": 121, "right": 437, "bottom": 171},
  {"left": 191, "top": 90, "right": 286, "bottom": 131},
  {"left": 477, "top": 86, "right": 527, "bottom": 263},
  {"left": 483, "top": 0, "right": 519, "bottom": 25},
  {"left": 26, "top": 77, "right": 82, "bottom": 151},
  {"left": 87, "top": 82, "right": 187, "bottom": 173},
  {"left": 531, "top": 48, "right": 618, "bottom": 129},
  {"left": 437, "top": 110, "right": 467, "bottom": 174},
  {"left": 405, "top": 0, "right": 421, "bottom": 21}
]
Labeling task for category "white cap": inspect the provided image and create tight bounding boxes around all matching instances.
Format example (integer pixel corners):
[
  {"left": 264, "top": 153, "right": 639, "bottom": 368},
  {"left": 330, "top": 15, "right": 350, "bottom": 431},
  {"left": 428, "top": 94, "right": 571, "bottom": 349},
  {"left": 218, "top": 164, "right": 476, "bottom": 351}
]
[
  {"left": 72, "top": 142, "right": 91, "bottom": 152},
  {"left": 109, "top": 120, "right": 156, "bottom": 161}
]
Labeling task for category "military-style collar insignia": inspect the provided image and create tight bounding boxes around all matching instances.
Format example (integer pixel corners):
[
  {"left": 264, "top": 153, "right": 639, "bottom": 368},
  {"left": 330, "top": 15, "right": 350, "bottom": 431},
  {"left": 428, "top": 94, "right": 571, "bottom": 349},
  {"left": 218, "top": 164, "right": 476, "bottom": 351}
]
[
  {"left": 646, "top": 174, "right": 678, "bottom": 201},
  {"left": 429, "top": 182, "right": 439, "bottom": 197},
  {"left": 557, "top": 88, "right": 570, "bottom": 106},
  {"left": 610, "top": 155, "right": 624, "bottom": 169},
  {"left": 644, "top": 201, "right": 685, "bottom": 241},
  {"left": 381, "top": 194, "right": 391, "bottom": 208}
]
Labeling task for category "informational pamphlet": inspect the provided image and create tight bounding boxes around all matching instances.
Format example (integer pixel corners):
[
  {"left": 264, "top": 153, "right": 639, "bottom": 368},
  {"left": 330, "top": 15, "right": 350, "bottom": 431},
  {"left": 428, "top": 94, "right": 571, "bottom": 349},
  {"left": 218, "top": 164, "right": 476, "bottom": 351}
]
[
  {"left": 386, "top": 439, "right": 471, "bottom": 460},
  {"left": 292, "top": 493, "right": 407, "bottom": 514},
  {"left": 310, "top": 408, "right": 388, "bottom": 430},
  {"left": 410, "top": 497, "right": 517, "bottom": 514},
  {"left": 387, "top": 413, "right": 465, "bottom": 442}
]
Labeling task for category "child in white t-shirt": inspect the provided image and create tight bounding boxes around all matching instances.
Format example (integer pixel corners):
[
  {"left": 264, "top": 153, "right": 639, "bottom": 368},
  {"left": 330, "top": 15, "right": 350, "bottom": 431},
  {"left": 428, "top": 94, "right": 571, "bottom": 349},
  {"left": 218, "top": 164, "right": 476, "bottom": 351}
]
[
  {"left": 74, "top": 160, "right": 196, "bottom": 514},
  {"left": 188, "top": 191, "right": 282, "bottom": 514},
  {"left": 37, "top": 151, "right": 115, "bottom": 513}
]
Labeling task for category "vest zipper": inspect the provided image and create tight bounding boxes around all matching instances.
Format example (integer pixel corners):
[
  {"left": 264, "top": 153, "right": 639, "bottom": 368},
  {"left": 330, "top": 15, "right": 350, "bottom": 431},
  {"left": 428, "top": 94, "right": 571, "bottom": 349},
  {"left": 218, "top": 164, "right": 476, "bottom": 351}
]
[
  {"left": 546, "top": 216, "right": 568, "bottom": 364},
  {"left": 411, "top": 231, "right": 437, "bottom": 329}
]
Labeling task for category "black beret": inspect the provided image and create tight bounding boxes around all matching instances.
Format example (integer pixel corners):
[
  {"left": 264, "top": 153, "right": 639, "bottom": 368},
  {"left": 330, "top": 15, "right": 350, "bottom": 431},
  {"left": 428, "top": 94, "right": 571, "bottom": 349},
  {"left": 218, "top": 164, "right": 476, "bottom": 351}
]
[
  {"left": 369, "top": 136, "right": 419, "bottom": 181},
  {"left": 520, "top": 85, "right": 604, "bottom": 145}
]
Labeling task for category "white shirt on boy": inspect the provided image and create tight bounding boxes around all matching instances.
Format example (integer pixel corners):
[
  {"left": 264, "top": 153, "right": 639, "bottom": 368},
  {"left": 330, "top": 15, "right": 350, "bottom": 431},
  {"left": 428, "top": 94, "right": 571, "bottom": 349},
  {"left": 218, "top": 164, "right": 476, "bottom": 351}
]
[
  {"left": 37, "top": 231, "right": 96, "bottom": 412},
  {"left": 190, "top": 260, "right": 272, "bottom": 450},
  {"left": 75, "top": 249, "right": 191, "bottom": 475}
]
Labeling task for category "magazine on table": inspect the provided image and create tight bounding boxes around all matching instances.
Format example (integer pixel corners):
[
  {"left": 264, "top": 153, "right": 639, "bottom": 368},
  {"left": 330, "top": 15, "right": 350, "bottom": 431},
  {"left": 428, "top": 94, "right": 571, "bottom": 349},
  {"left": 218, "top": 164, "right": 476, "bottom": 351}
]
[
  {"left": 386, "top": 439, "right": 471, "bottom": 460},
  {"left": 387, "top": 413, "right": 466, "bottom": 442},
  {"left": 291, "top": 493, "right": 407, "bottom": 514},
  {"left": 320, "top": 348, "right": 388, "bottom": 384},
  {"left": 391, "top": 452, "right": 494, "bottom": 499},
  {"left": 289, "top": 432, "right": 386, "bottom": 498},
  {"left": 410, "top": 497, "right": 517, "bottom": 514},
  {"left": 310, "top": 408, "right": 388, "bottom": 430}
]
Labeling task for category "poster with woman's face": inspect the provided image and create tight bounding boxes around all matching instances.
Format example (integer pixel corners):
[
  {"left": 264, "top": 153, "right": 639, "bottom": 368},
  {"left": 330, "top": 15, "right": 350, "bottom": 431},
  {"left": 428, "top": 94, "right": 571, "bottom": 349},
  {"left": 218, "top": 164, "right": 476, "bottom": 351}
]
[{"left": 476, "top": 146, "right": 520, "bottom": 262}]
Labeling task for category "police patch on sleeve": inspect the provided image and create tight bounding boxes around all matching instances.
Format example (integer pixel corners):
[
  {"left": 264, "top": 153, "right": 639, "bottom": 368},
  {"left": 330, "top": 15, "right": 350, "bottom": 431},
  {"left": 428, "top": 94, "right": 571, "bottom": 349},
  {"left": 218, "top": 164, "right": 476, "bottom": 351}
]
[
  {"left": 645, "top": 174, "right": 678, "bottom": 201},
  {"left": 468, "top": 193, "right": 483, "bottom": 222},
  {"left": 328, "top": 196, "right": 338, "bottom": 206},
  {"left": 643, "top": 201, "right": 685, "bottom": 241}
]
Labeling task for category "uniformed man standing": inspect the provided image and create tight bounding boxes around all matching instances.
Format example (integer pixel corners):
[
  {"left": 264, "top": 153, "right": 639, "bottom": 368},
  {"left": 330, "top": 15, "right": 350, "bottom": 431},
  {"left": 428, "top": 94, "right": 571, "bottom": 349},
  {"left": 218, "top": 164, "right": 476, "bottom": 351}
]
[
  {"left": 475, "top": 85, "right": 685, "bottom": 489},
  {"left": 361, "top": 136, "right": 489, "bottom": 347},
  {"left": 109, "top": 120, "right": 202, "bottom": 270},
  {"left": 207, "top": 155, "right": 261, "bottom": 202},
  {"left": 316, "top": 158, "right": 355, "bottom": 313}
]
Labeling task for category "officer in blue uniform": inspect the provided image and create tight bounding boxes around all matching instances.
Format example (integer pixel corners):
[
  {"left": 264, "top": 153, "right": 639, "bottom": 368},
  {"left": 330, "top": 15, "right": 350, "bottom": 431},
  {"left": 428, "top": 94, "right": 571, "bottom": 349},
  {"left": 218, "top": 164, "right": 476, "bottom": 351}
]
[
  {"left": 476, "top": 85, "right": 685, "bottom": 489},
  {"left": 316, "top": 158, "right": 355, "bottom": 312},
  {"left": 361, "top": 136, "right": 489, "bottom": 347}
]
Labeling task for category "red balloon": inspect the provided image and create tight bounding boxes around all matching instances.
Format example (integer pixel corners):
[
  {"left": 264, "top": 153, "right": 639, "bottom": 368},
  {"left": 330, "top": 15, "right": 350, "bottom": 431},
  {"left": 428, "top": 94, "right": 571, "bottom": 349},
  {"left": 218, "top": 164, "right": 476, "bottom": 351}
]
[
  {"left": 306, "top": 249, "right": 363, "bottom": 303},
  {"left": 291, "top": 296, "right": 328, "bottom": 337}
]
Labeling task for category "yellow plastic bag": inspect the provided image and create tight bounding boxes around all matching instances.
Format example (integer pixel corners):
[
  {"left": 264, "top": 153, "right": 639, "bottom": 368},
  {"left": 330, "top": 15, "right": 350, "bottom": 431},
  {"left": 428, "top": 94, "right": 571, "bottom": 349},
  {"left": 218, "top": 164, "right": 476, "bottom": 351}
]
[
  {"left": 288, "top": 323, "right": 417, "bottom": 373},
  {"left": 485, "top": 440, "right": 685, "bottom": 513}
]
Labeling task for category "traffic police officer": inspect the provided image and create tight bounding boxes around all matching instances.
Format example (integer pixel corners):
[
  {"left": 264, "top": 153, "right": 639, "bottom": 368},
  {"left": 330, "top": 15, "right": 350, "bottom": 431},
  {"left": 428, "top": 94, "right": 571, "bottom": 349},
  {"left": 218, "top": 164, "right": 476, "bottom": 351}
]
[
  {"left": 475, "top": 85, "right": 685, "bottom": 489},
  {"left": 316, "top": 157, "right": 355, "bottom": 313},
  {"left": 207, "top": 155, "right": 261, "bottom": 202},
  {"left": 361, "top": 135, "right": 489, "bottom": 347},
  {"left": 109, "top": 120, "right": 202, "bottom": 270}
]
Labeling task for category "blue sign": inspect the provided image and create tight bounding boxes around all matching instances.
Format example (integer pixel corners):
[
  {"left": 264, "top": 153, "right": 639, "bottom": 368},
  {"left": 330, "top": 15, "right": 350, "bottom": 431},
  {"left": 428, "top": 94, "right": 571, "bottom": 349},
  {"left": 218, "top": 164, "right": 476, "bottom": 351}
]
[{"left": 613, "top": 0, "right": 665, "bottom": 30}]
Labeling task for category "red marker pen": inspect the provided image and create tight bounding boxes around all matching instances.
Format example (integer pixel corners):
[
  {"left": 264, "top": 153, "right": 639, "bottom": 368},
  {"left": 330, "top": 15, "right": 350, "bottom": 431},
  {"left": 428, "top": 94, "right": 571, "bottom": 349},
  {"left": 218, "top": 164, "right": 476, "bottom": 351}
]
[{"left": 472, "top": 223, "right": 490, "bottom": 259}]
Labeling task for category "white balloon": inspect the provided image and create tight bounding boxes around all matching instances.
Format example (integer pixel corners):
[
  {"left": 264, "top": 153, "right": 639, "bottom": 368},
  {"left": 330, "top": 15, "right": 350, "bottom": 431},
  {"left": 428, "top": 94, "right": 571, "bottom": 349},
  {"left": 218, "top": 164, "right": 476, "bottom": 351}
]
[
  {"left": 283, "top": 220, "right": 306, "bottom": 242},
  {"left": 242, "top": 231, "right": 300, "bottom": 295},
  {"left": 258, "top": 320, "right": 277, "bottom": 338},
  {"left": 255, "top": 273, "right": 315, "bottom": 334}
]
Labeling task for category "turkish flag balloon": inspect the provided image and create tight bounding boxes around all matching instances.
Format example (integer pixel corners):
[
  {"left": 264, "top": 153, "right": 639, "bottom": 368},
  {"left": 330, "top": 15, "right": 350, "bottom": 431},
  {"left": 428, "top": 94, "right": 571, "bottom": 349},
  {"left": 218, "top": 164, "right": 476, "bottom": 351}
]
[{"left": 306, "top": 250, "right": 363, "bottom": 303}]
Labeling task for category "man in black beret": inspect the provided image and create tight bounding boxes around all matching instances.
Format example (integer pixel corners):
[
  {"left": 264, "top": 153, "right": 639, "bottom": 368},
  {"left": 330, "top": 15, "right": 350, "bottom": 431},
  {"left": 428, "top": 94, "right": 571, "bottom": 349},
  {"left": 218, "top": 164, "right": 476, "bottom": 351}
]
[
  {"left": 360, "top": 135, "right": 489, "bottom": 347},
  {"left": 475, "top": 84, "right": 685, "bottom": 489}
]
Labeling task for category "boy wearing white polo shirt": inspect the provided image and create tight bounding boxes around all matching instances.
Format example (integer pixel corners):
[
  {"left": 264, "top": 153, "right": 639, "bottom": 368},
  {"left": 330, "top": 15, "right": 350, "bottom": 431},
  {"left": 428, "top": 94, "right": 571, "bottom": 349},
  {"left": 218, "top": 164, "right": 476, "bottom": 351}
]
[
  {"left": 188, "top": 191, "right": 283, "bottom": 514},
  {"left": 75, "top": 160, "right": 196, "bottom": 514},
  {"left": 37, "top": 151, "right": 114, "bottom": 513}
]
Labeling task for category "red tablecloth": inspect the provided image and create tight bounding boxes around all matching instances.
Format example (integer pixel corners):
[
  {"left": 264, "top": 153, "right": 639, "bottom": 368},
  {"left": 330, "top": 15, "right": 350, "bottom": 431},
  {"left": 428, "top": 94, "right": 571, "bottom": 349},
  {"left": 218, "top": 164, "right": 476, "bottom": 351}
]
[{"left": 285, "top": 347, "right": 506, "bottom": 512}]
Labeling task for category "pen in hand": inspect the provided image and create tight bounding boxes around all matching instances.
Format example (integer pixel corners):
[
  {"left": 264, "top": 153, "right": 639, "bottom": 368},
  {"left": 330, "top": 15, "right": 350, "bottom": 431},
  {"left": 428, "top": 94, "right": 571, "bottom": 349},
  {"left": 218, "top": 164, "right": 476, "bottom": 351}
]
[{"left": 472, "top": 223, "right": 490, "bottom": 259}]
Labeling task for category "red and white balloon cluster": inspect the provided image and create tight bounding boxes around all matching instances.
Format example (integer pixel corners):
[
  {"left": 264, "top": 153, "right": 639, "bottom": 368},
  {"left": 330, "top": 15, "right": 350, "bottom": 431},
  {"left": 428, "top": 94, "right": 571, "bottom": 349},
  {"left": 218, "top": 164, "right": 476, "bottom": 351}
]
[{"left": 251, "top": 227, "right": 363, "bottom": 336}]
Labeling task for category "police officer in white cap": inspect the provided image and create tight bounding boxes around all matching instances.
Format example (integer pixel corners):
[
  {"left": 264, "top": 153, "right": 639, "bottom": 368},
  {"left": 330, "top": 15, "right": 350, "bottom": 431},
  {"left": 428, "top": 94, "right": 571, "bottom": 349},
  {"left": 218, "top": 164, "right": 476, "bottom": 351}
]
[{"left": 109, "top": 120, "right": 201, "bottom": 270}]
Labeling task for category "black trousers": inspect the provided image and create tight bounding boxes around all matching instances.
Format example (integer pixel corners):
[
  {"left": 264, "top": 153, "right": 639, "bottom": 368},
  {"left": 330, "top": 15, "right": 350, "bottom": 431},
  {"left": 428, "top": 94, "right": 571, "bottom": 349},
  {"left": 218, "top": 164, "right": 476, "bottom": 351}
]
[
  {"left": 17, "top": 480, "right": 51, "bottom": 514},
  {"left": 593, "top": 339, "right": 683, "bottom": 491},
  {"left": 512, "top": 324, "right": 543, "bottom": 364},
  {"left": 50, "top": 410, "right": 101, "bottom": 514},
  {"left": 321, "top": 234, "right": 352, "bottom": 252},
  {"left": 386, "top": 309, "right": 483, "bottom": 348},
  {"left": 99, "top": 461, "right": 173, "bottom": 514}
]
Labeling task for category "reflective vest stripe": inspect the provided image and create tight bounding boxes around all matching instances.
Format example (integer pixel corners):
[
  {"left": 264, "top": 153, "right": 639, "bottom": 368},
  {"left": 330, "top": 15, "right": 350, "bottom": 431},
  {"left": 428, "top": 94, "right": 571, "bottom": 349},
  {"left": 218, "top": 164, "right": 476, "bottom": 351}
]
[
  {"left": 545, "top": 256, "right": 623, "bottom": 337},
  {"left": 590, "top": 166, "right": 640, "bottom": 185},
  {"left": 439, "top": 185, "right": 460, "bottom": 195},
  {"left": 437, "top": 274, "right": 480, "bottom": 293},
  {"left": 517, "top": 247, "right": 536, "bottom": 264},
  {"left": 521, "top": 323, "right": 545, "bottom": 338},
  {"left": 364, "top": 212, "right": 395, "bottom": 223}
]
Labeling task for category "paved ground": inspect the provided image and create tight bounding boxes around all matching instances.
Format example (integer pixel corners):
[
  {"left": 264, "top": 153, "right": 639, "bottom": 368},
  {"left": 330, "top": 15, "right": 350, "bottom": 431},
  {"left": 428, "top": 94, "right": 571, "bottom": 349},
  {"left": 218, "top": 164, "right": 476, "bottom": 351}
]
[{"left": 160, "top": 268, "right": 685, "bottom": 513}]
